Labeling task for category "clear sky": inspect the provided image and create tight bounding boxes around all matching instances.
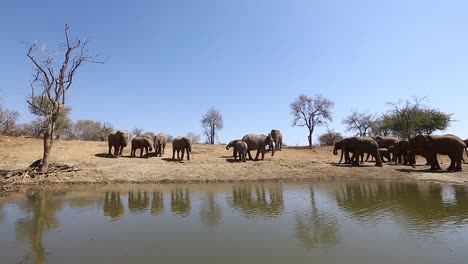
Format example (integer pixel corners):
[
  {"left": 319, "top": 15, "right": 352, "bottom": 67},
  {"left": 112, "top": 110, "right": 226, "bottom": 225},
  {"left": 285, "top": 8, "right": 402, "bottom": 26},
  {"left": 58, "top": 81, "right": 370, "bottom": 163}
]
[{"left": 1, "top": 0, "right": 467, "bottom": 145}]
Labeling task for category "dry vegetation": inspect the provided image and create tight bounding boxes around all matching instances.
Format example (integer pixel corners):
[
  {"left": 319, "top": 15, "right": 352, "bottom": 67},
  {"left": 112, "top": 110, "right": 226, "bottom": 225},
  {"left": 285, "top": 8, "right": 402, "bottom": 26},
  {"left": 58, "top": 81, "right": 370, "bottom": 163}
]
[{"left": 1, "top": 136, "right": 468, "bottom": 192}]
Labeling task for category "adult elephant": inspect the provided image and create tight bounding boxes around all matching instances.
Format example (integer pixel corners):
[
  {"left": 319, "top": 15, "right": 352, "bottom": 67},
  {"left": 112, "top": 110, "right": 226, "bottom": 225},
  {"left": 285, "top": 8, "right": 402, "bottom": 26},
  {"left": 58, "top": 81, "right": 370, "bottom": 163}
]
[
  {"left": 333, "top": 138, "right": 364, "bottom": 165},
  {"left": 270, "top": 129, "right": 283, "bottom": 151},
  {"left": 153, "top": 133, "right": 168, "bottom": 157},
  {"left": 108, "top": 130, "right": 130, "bottom": 157},
  {"left": 334, "top": 137, "right": 383, "bottom": 167},
  {"left": 242, "top": 134, "right": 274, "bottom": 161},
  {"left": 408, "top": 134, "right": 466, "bottom": 172},
  {"left": 131, "top": 136, "right": 153, "bottom": 158},
  {"left": 172, "top": 137, "right": 192, "bottom": 161}
]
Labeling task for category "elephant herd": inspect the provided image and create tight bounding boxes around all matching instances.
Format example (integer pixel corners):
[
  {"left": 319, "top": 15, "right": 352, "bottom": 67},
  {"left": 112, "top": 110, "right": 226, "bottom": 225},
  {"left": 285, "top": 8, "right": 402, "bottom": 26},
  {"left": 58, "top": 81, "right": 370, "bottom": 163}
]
[
  {"left": 333, "top": 135, "right": 468, "bottom": 172},
  {"left": 226, "top": 129, "right": 283, "bottom": 162},
  {"left": 107, "top": 131, "right": 191, "bottom": 161},
  {"left": 107, "top": 129, "right": 283, "bottom": 162}
]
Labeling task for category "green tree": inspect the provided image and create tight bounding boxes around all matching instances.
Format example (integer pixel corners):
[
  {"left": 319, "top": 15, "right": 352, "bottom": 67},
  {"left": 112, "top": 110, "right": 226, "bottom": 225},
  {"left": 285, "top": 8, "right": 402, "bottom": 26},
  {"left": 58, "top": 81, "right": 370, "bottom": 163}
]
[
  {"left": 27, "top": 96, "right": 72, "bottom": 139},
  {"left": 385, "top": 98, "right": 452, "bottom": 139}
]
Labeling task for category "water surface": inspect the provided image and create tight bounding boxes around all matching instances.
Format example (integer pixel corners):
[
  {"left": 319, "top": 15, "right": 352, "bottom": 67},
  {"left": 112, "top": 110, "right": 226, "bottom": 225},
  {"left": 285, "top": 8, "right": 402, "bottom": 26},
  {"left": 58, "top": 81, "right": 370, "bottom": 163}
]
[{"left": 1, "top": 182, "right": 468, "bottom": 264}]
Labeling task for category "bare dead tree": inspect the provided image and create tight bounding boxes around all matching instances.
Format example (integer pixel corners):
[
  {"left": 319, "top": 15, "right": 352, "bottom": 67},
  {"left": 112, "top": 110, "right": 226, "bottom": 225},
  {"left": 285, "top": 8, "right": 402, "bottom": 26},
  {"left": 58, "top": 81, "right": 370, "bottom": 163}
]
[
  {"left": 26, "top": 24, "right": 105, "bottom": 172},
  {"left": 0, "top": 107, "right": 20, "bottom": 135},
  {"left": 201, "top": 108, "right": 223, "bottom": 144},
  {"left": 342, "top": 110, "right": 377, "bottom": 137},
  {"left": 290, "top": 94, "right": 334, "bottom": 148}
]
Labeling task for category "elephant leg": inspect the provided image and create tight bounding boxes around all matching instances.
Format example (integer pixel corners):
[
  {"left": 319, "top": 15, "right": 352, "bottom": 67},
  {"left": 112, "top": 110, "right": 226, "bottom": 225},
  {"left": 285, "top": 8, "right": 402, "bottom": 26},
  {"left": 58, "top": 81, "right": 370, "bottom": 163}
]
[
  {"left": 255, "top": 149, "right": 261, "bottom": 161},
  {"left": 261, "top": 148, "right": 265, "bottom": 160},
  {"left": 172, "top": 149, "right": 176, "bottom": 160},
  {"left": 247, "top": 151, "right": 253, "bottom": 161},
  {"left": 338, "top": 149, "right": 344, "bottom": 165},
  {"left": 181, "top": 149, "right": 185, "bottom": 161},
  {"left": 345, "top": 150, "right": 351, "bottom": 164},
  {"left": 365, "top": 153, "right": 371, "bottom": 162},
  {"left": 177, "top": 150, "right": 180, "bottom": 160},
  {"left": 140, "top": 147, "right": 143, "bottom": 158},
  {"left": 360, "top": 153, "right": 364, "bottom": 164},
  {"left": 186, "top": 148, "right": 190, "bottom": 160},
  {"left": 108, "top": 144, "right": 112, "bottom": 155},
  {"left": 233, "top": 149, "right": 237, "bottom": 160},
  {"left": 374, "top": 151, "right": 383, "bottom": 167}
]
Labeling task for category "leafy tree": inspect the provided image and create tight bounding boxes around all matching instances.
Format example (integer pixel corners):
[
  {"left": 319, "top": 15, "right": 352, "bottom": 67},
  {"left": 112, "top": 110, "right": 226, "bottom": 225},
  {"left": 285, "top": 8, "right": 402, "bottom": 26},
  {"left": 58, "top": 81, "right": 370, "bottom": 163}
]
[
  {"left": 201, "top": 108, "right": 223, "bottom": 144},
  {"left": 26, "top": 24, "right": 104, "bottom": 171},
  {"left": 290, "top": 94, "right": 334, "bottom": 147},
  {"left": 70, "top": 120, "right": 105, "bottom": 141},
  {"left": 385, "top": 97, "right": 452, "bottom": 139},
  {"left": 342, "top": 110, "right": 377, "bottom": 137},
  {"left": 318, "top": 129, "right": 343, "bottom": 146}
]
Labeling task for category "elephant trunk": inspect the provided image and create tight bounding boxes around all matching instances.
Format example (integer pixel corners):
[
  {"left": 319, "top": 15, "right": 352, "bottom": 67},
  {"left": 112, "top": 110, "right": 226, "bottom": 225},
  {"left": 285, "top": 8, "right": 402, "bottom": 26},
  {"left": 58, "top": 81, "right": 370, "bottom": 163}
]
[
  {"left": 333, "top": 146, "right": 338, "bottom": 155},
  {"left": 271, "top": 143, "right": 275, "bottom": 156}
]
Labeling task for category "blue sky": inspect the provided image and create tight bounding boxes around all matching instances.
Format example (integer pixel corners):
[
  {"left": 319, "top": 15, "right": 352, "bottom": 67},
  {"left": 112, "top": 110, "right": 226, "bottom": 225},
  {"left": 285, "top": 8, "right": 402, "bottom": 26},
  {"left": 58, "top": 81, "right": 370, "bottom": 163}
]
[{"left": 1, "top": 0, "right": 467, "bottom": 145}]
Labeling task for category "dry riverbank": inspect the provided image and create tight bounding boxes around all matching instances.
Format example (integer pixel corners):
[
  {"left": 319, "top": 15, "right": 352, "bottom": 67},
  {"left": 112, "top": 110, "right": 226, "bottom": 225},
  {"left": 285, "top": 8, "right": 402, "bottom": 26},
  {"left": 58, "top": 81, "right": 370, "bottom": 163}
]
[{"left": 1, "top": 136, "right": 468, "bottom": 192}]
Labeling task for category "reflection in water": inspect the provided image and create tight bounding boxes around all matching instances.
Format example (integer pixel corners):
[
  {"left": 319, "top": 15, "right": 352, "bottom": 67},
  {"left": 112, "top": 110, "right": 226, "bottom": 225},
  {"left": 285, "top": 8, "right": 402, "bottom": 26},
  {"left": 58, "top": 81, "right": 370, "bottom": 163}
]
[
  {"left": 335, "top": 183, "right": 468, "bottom": 231},
  {"left": 68, "top": 196, "right": 99, "bottom": 209},
  {"left": 128, "top": 191, "right": 150, "bottom": 214},
  {"left": 15, "top": 188, "right": 64, "bottom": 264},
  {"left": 103, "top": 191, "right": 125, "bottom": 219},
  {"left": 171, "top": 188, "right": 191, "bottom": 216},
  {"left": 200, "top": 192, "right": 222, "bottom": 228},
  {"left": 151, "top": 191, "right": 164, "bottom": 216},
  {"left": 229, "top": 183, "right": 284, "bottom": 217},
  {"left": 295, "top": 185, "right": 339, "bottom": 249}
]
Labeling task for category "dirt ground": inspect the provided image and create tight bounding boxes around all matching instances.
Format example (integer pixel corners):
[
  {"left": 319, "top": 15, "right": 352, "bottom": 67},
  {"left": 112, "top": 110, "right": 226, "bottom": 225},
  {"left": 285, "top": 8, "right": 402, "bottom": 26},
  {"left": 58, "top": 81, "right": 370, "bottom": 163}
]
[{"left": 1, "top": 136, "right": 468, "bottom": 190}]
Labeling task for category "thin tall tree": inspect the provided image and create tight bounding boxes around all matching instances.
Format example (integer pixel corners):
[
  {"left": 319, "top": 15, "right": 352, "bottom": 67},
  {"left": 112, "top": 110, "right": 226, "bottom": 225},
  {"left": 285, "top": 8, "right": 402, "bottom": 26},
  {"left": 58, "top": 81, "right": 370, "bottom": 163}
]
[
  {"left": 290, "top": 94, "right": 334, "bottom": 147},
  {"left": 26, "top": 24, "right": 105, "bottom": 171},
  {"left": 201, "top": 108, "right": 224, "bottom": 144}
]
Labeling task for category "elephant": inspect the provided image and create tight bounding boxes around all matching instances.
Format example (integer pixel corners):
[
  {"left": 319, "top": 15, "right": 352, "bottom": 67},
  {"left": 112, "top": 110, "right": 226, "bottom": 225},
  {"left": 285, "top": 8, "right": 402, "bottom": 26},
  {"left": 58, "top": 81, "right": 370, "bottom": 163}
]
[
  {"left": 390, "top": 140, "right": 414, "bottom": 165},
  {"left": 131, "top": 136, "right": 153, "bottom": 158},
  {"left": 378, "top": 148, "right": 391, "bottom": 163},
  {"left": 242, "top": 134, "right": 274, "bottom": 161},
  {"left": 408, "top": 134, "right": 466, "bottom": 172},
  {"left": 172, "top": 137, "right": 192, "bottom": 161},
  {"left": 108, "top": 130, "right": 130, "bottom": 157},
  {"left": 333, "top": 137, "right": 383, "bottom": 167},
  {"left": 226, "top": 140, "right": 248, "bottom": 162},
  {"left": 333, "top": 138, "right": 364, "bottom": 164},
  {"left": 226, "top": 139, "right": 242, "bottom": 160},
  {"left": 153, "top": 133, "right": 168, "bottom": 157},
  {"left": 270, "top": 129, "right": 283, "bottom": 151}
]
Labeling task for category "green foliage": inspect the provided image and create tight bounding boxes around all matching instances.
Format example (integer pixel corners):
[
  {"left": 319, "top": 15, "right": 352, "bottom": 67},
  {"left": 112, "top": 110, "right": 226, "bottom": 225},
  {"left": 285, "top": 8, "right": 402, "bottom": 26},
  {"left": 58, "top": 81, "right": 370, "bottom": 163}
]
[{"left": 378, "top": 98, "right": 452, "bottom": 139}]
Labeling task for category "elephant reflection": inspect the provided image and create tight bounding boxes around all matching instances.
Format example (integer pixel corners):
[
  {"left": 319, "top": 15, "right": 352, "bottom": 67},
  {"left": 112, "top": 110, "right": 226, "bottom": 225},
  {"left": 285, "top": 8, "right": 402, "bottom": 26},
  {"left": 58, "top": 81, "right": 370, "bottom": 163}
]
[
  {"left": 15, "top": 188, "right": 65, "bottom": 264},
  {"left": 334, "top": 182, "right": 468, "bottom": 231},
  {"left": 200, "top": 192, "right": 223, "bottom": 228},
  {"left": 171, "top": 188, "right": 191, "bottom": 216},
  {"left": 295, "top": 186, "right": 339, "bottom": 249},
  {"left": 151, "top": 191, "right": 164, "bottom": 216},
  {"left": 128, "top": 191, "right": 150, "bottom": 214},
  {"left": 103, "top": 191, "right": 125, "bottom": 219},
  {"left": 229, "top": 183, "right": 284, "bottom": 217}
]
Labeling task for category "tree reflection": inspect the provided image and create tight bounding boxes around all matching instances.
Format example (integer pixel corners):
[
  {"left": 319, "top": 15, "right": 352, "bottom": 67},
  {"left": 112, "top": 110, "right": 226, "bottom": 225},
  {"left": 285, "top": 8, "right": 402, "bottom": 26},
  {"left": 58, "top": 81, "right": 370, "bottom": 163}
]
[
  {"left": 15, "top": 188, "right": 65, "bottom": 264},
  {"left": 295, "top": 185, "right": 339, "bottom": 249},
  {"left": 103, "top": 191, "right": 125, "bottom": 219},
  {"left": 171, "top": 188, "right": 191, "bottom": 216},
  {"left": 200, "top": 192, "right": 222, "bottom": 228},
  {"left": 335, "top": 182, "right": 468, "bottom": 231},
  {"left": 128, "top": 191, "right": 150, "bottom": 214},
  {"left": 151, "top": 191, "right": 164, "bottom": 216},
  {"left": 229, "top": 183, "right": 284, "bottom": 217}
]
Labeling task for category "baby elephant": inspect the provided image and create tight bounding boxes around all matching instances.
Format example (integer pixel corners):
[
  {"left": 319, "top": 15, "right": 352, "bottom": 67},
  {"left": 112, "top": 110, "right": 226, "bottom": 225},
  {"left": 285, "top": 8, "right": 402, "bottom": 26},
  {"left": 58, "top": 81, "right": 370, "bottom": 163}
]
[
  {"left": 379, "top": 148, "right": 391, "bottom": 163},
  {"left": 226, "top": 140, "right": 248, "bottom": 162},
  {"left": 131, "top": 136, "right": 153, "bottom": 158}
]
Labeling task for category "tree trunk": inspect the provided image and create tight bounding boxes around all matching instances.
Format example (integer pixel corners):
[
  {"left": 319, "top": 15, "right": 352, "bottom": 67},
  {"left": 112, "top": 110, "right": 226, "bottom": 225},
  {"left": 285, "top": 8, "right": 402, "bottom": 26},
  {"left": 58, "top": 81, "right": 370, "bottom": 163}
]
[
  {"left": 211, "top": 124, "right": 215, "bottom": 144},
  {"left": 308, "top": 130, "right": 313, "bottom": 148},
  {"left": 41, "top": 122, "right": 55, "bottom": 172}
]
